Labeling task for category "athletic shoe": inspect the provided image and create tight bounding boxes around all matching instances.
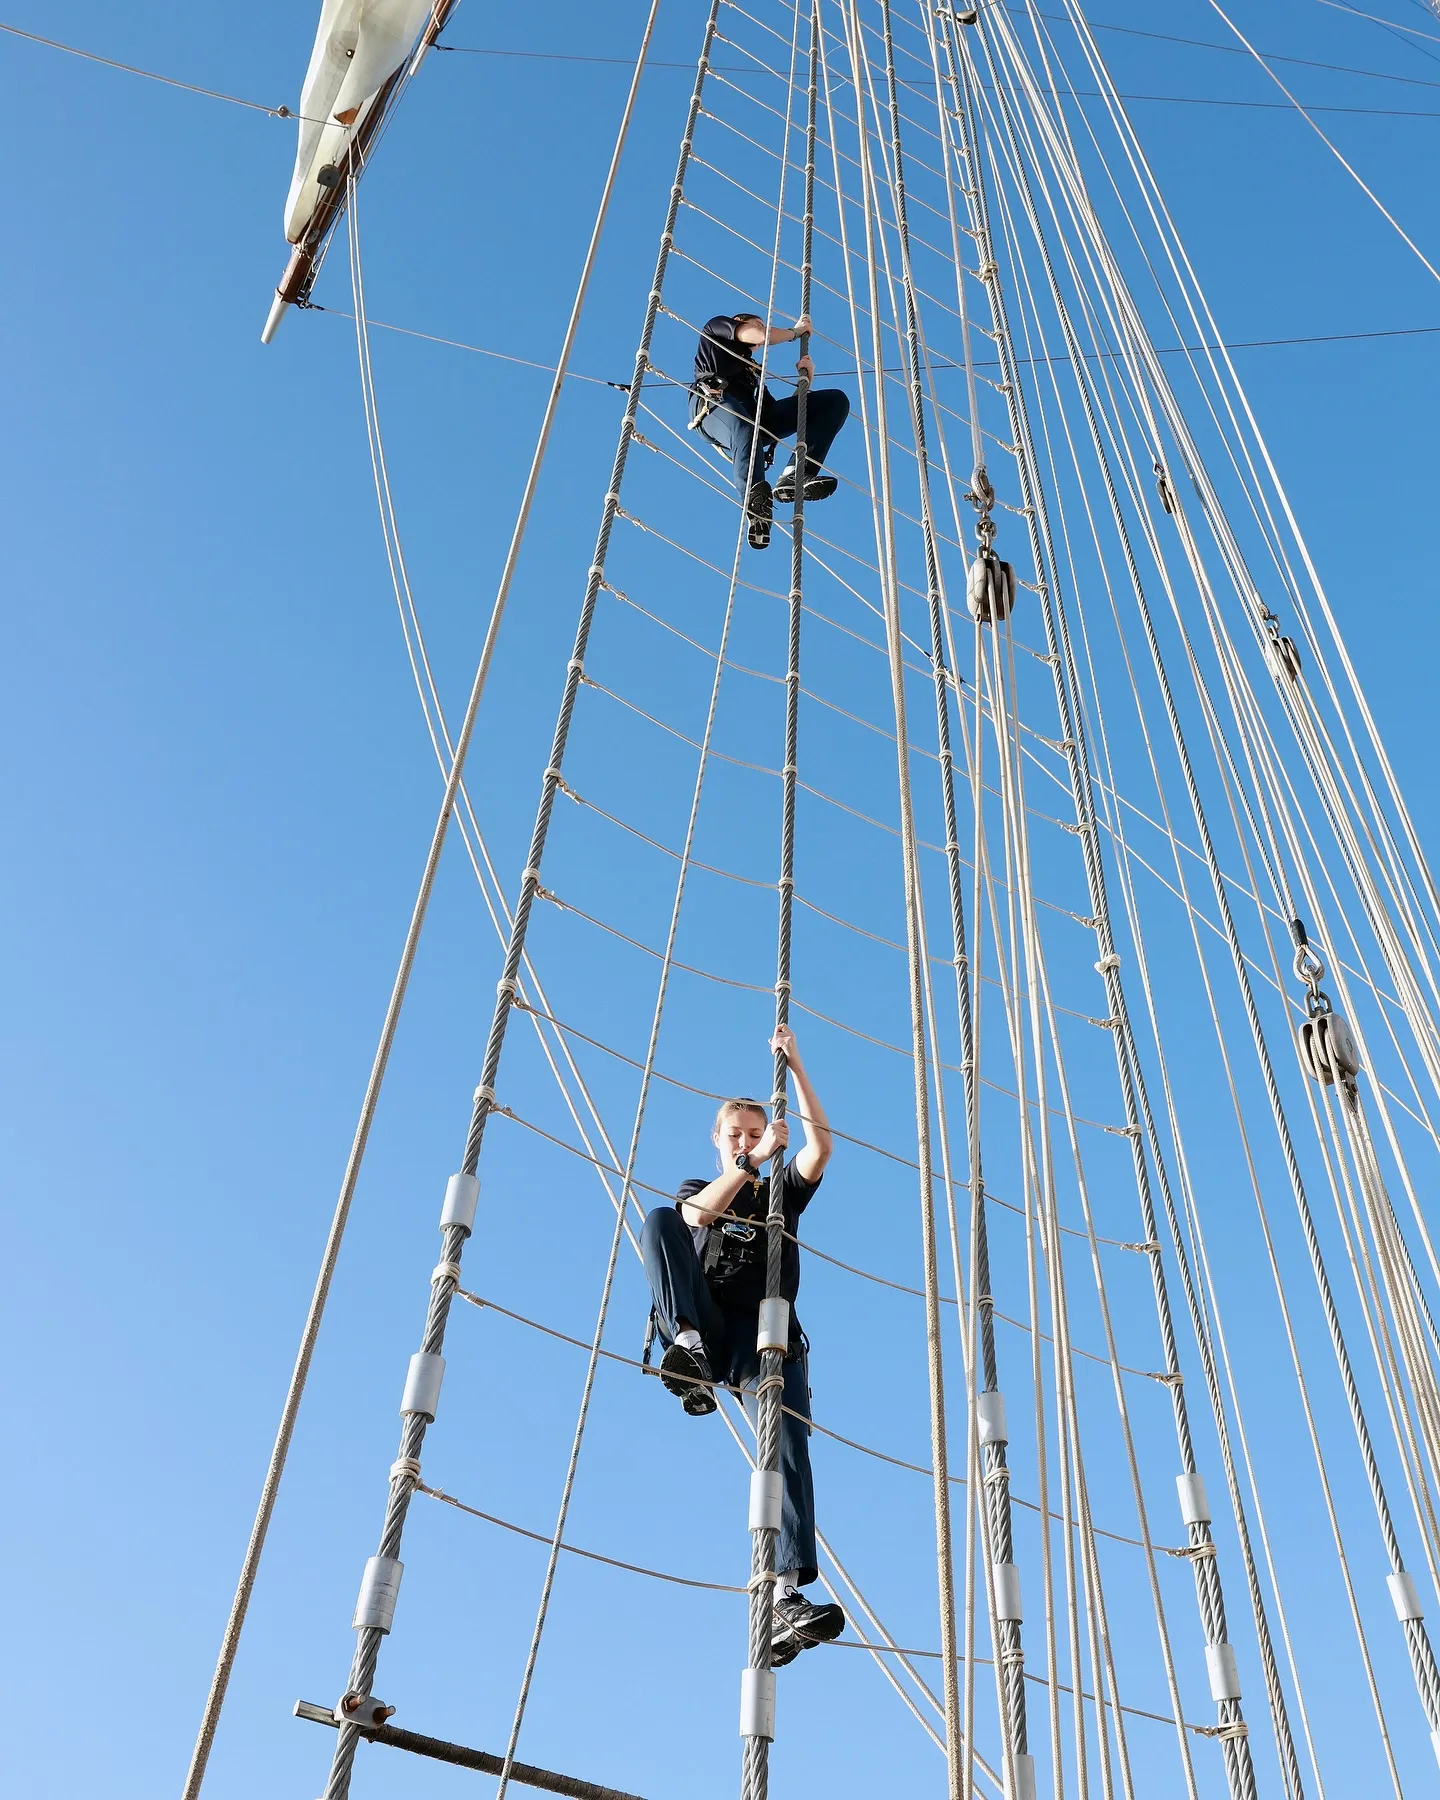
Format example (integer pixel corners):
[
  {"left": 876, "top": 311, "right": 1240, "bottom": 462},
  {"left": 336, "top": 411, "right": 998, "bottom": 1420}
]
[
  {"left": 746, "top": 479, "right": 773, "bottom": 550},
  {"left": 659, "top": 1341, "right": 718, "bottom": 1416},
  {"left": 772, "top": 1586, "right": 845, "bottom": 1664},
  {"left": 773, "top": 471, "right": 838, "bottom": 504}
]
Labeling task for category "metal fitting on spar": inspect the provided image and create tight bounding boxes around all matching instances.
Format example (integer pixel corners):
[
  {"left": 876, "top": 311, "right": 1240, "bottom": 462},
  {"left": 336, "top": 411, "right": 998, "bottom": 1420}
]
[{"left": 335, "top": 1690, "right": 395, "bottom": 1728}]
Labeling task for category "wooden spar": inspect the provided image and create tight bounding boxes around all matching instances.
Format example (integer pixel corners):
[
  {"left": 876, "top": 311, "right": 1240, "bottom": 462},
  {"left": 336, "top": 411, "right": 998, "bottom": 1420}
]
[
  {"left": 293, "top": 1701, "right": 649, "bottom": 1800},
  {"left": 261, "top": 0, "right": 462, "bottom": 343}
]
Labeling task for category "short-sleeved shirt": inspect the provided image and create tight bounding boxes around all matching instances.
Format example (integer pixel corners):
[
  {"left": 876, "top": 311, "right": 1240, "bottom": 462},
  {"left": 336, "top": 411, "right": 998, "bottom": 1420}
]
[
  {"left": 676, "top": 1161, "right": 820, "bottom": 1309},
  {"left": 693, "top": 314, "right": 768, "bottom": 410}
]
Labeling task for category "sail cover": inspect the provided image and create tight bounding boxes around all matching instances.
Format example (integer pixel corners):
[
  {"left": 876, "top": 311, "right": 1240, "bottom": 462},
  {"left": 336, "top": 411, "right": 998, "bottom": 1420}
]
[{"left": 284, "top": 0, "right": 436, "bottom": 244}]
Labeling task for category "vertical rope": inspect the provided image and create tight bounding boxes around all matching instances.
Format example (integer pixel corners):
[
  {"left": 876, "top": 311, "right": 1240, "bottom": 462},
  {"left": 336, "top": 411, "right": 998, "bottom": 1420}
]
[
  {"left": 938, "top": 13, "right": 1258, "bottom": 1794},
  {"left": 831, "top": 3, "right": 963, "bottom": 1793},
  {"left": 315, "top": 10, "right": 715, "bottom": 1796},
  {"left": 740, "top": 10, "right": 815, "bottom": 1798},
  {"left": 959, "top": 24, "right": 1252, "bottom": 1792},
  {"left": 180, "top": 11, "right": 665, "bottom": 1796},
  {"left": 870, "top": 4, "right": 1006, "bottom": 1794},
  {"left": 955, "top": 3, "right": 1440, "bottom": 1772}
]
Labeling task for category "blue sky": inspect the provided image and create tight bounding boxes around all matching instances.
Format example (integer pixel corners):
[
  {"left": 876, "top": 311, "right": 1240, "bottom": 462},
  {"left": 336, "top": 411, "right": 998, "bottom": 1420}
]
[{"left": 5, "top": 4, "right": 1440, "bottom": 1798}]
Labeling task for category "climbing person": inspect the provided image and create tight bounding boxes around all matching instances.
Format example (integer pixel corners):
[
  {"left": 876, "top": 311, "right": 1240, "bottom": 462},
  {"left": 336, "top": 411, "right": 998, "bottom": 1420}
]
[
  {"left": 640, "top": 1023, "right": 845, "bottom": 1667},
  {"left": 689, "top": 309, "right": 850, "bottom": 550}
]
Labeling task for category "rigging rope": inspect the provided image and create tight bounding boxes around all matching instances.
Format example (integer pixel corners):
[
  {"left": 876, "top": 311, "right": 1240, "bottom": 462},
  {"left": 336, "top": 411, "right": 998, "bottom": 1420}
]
[
  {"left": 280, "top": 7, "right": 675, "bottom": 1794},
  {"left": 741, "top": 9, "right": 814, "bottom": 1797},
  {"left": 180, "top": 9, "right": 651, "bottom": 1755},
  {"left": 835, "top": 4, "right": 968, "bottom": 1791},
  {"left": 189, "top": 5, "right": 1440, "bottom": 1795},
  {"left": 970, "top": 6, "right": 1440, "bottom": 1764}
]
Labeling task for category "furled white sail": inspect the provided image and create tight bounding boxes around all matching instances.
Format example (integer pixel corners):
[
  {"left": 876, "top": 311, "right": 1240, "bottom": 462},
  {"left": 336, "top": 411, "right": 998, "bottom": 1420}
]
[{"left": 283, "top": 0, "right": 435, "bottom": 245}]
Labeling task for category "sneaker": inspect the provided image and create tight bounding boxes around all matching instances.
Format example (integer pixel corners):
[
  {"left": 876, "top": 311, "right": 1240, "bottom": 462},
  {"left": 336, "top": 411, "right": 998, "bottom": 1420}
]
[
  {"left": 772, "top": 1586, "right": 845, "bottom": 1664},
  {"left": 773, "top": 471, "right": 838, "bottom": 505},
  {"left": 746, "top": 479, "right": 773, "bottom": 550},
  {"left": 659, "top": 1341, "right": 718, "bottom": 1416}
]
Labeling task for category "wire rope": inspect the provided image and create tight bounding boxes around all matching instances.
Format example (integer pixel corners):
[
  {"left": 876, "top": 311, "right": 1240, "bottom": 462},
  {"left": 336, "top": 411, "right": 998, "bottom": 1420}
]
[
  {"left": 179, "top": 7, "right": 668, "bottom": 1790},
  {"left": 310, "top": 8, "right": 693, "bottom": 1795},
  {"left": 971, "top": 7, "right": 1440, "bottom": 1751}
]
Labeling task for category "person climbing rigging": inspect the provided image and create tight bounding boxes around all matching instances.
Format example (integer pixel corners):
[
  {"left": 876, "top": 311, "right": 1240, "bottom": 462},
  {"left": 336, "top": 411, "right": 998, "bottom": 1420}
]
[
  {"left": 689, "top": 309, "right": 850, "bottom": 550},
  {"left": 640, "top": 1023, "right": 846, "bottom": 1667}
]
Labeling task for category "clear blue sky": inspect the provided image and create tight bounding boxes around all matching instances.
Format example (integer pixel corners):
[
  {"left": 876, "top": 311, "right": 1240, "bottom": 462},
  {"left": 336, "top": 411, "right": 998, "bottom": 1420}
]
[{"left": 5, "top": 4, "right": 1440, "bottom": 1798}]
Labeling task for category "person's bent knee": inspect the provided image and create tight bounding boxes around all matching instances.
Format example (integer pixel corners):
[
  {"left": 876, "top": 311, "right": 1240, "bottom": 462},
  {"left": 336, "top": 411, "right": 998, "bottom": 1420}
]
[{"left": 642, "top": 1204, "right": 686, "bottom": 1248}]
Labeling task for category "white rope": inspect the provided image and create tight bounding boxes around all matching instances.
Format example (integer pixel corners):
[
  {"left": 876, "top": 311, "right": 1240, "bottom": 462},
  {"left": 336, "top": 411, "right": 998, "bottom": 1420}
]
[
  {"left": 964, "top": 17, "right": 1440, "bottom": 1771},
  {"left": 1202, "top": 0, "right": 1440, "bottom": 286},
  {"left": 315, "top": 7, "right": 705, "bottom": 1795},
  {"left": 180, "top": 3, "right": 657, "bottom": 1783}
]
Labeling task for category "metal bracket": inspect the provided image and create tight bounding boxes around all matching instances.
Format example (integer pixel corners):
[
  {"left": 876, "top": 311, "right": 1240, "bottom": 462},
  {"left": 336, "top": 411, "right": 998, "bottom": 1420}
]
[{"left": 335, "top": 1691, "right": 395, "bottom": 1728}]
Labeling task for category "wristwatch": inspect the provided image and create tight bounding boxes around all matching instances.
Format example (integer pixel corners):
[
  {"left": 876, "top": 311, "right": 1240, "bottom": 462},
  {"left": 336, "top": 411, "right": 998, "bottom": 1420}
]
[{"left": 735, "top": 1152, "right": 757, "bottom": 1178}]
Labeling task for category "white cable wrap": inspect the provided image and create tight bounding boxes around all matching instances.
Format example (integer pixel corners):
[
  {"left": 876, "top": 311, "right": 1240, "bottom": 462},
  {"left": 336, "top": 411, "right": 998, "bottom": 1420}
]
[
  {"left": 1176, "top": 1472, "right": 1211, "bottom": 1527},
  {"left": 352, "top": 1556, "right": 403, "bottom": 1634},
  {"left": 1005, "top": 1753, "right": 1037, "bottom": 1800},
  {"left": 993, "top": 1562, "right": 1023, "bottom": 1623},
  {"left": 1388, "top": 1570, "right": 1425, "bottom": 1622},
  {"left": 756, "top": 1297, "right": 790, "bottom": 1354},
  {"left": 748, "top": 1470, "right": 783, "bottom": 1535},
  {"left": 976, "top": 1390, "right": 1008, "bottom": 1447},
  {"left": 439, "top": 1172, "right": 480, "bottom": 1234},
  {"left": 1205, "top": 1642, "right": 1242, "bottom": 1703},
  {"left": 739, "top": 1668, "right": 776, "bottom": 1741},
  {"left": 400, "top": 1351, "right": 445, "bottom": 1421}
]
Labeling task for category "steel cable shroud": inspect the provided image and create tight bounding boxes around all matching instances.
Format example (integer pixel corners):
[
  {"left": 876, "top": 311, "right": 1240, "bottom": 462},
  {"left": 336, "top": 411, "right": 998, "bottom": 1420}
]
[
  {"left": 741, "top": 6, "right": 815, "bottom": 1797},
  {"left": 317, "top": 8, "right": 719, "bottom": 1796}
]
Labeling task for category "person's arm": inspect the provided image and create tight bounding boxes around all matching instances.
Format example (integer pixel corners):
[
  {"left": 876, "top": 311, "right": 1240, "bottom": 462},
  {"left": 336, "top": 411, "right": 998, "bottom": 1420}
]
[
  {"left": 680, "top": 1117, "right": 790, "bottom": 1227},
  {"left": 735, "top": 313, "right": 813, "bottom": 353},
  {"left": 773, "top": 1023, "right": 832, "bottom": 1183}
]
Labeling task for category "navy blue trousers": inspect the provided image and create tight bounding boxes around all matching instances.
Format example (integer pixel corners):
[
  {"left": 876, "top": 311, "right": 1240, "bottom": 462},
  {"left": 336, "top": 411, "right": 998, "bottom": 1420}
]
[
  {"left": 641, "top": 1205, "right": 818, "bottom": 1586},
  {"left": 696, "top": 387, "right": 850, "bottom": 498}
]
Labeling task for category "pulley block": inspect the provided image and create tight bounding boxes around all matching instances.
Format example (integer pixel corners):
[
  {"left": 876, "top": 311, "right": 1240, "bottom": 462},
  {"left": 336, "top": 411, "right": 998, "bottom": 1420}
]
[
  {"left": 1271, "top": 634, "right": 1302, "bottom": 682},
  {"left": 1297, "top": 1009, "right": 1362, "bottom": 1085},
  {"left": 967, "top": 549, "right": 1016, "bottom": 624}
]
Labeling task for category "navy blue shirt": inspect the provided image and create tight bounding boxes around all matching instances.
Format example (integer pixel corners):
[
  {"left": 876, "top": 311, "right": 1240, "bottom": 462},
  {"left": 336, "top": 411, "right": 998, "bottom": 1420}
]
[
  {"left": 676, "top": 1161, "right": 820, "bottom": 1309},
  {"left": 694, "top": 313, "right": 768, "bottom": 410}
]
